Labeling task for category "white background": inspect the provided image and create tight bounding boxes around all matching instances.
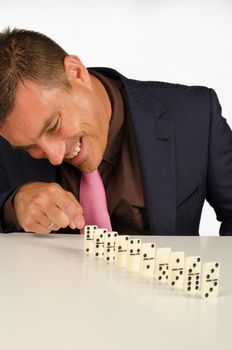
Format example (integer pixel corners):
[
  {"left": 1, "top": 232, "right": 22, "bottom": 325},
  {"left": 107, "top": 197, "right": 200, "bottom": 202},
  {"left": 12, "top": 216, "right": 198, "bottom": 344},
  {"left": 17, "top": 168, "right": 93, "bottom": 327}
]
[{"left": 1, "top": 0, "right": 232, "bottom": 235}]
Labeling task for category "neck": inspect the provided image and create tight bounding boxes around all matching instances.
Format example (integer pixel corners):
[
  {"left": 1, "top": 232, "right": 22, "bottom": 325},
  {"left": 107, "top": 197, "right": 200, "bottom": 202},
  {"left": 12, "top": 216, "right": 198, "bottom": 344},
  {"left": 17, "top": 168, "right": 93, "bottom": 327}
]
[{"left": 90, "top": 74, "right": 112, "bottom": 123}]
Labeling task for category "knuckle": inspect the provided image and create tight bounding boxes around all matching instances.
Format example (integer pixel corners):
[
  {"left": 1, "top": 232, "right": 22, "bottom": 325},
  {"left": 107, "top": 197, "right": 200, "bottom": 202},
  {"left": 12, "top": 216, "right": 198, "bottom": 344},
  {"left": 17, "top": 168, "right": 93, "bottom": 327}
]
[
  {"left": 33, "top": 194, "right": 46, "bottom": 207},
  {"left": 59, "top": 216, "right": 69, "bottom": 228},
  {"left": 47, "top": 183, "right": 60, "bottom": 194}
]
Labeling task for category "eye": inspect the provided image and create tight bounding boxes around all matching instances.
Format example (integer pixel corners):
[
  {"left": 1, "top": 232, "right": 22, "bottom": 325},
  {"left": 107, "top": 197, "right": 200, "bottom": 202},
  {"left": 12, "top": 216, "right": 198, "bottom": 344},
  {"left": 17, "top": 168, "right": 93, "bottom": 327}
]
[{"left": 48, "top": 115, "right": 61, "bottom": 133}]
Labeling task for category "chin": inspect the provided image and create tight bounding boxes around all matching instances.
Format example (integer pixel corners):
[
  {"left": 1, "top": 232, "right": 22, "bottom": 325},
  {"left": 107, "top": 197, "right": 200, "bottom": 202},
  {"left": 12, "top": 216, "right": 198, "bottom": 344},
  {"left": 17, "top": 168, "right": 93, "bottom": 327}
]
[{"left": 79, "top": 157, "right": 102, "bottom": 173}]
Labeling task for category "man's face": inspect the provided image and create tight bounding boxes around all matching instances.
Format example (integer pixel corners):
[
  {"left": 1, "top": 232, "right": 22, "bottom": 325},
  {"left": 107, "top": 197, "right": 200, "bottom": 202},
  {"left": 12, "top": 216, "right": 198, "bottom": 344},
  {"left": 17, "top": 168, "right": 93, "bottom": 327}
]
[{"left": 0, "top": 61, "right": 111, "bottom": 173}]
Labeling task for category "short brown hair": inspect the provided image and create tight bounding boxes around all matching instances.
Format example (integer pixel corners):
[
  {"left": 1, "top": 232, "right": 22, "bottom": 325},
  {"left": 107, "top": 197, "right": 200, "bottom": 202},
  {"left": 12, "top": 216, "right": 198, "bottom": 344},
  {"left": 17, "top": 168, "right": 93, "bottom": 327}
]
[{"left": 0, "top": 27, "right": 70, "bottom": 126}]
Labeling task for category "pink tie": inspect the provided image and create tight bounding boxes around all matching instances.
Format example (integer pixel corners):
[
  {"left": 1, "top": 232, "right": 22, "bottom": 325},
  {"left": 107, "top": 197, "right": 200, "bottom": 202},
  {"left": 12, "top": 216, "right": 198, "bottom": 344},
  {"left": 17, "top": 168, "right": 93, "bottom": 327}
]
[{"left": 80, "top": 169, "right": 112, "bottom": 231}]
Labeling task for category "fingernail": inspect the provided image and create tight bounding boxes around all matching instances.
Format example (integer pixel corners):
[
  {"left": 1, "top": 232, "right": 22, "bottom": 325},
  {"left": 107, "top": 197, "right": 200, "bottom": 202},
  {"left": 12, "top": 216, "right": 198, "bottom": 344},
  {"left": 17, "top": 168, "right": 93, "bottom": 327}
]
[
  {"left": 74, "top": 215, "right": 85, "bottom": 229},
  {"left": 69, "top": 220, "right": 76, "bottom": 229}
]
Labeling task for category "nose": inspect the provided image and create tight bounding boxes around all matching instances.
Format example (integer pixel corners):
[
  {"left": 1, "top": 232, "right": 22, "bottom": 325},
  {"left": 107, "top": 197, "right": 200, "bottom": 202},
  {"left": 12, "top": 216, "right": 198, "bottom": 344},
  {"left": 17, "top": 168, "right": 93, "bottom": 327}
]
[{"left": 39, "top": 138, "right": 66, "bottom": 165}]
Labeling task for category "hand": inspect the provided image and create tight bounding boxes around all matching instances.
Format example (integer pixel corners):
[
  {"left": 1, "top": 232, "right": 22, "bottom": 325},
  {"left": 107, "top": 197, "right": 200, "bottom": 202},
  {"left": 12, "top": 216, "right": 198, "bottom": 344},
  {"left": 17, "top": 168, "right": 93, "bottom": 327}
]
[{"left": 13, "top": 182, "right": 85, "bottom": 234}]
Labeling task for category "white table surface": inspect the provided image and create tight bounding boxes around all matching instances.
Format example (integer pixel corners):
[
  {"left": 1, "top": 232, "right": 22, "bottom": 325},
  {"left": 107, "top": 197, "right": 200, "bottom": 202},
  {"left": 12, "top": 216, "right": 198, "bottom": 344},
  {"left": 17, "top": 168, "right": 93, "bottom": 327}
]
[{"left": 0, "top": 232, "right": 231, "bottom": 350}]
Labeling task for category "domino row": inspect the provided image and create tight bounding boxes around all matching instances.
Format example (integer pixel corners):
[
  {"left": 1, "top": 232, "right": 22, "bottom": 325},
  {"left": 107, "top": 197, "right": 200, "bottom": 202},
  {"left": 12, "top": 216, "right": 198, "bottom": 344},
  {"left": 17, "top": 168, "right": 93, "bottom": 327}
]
[{"left": 83, "top": 226, "right": 220, "bottom": 299}]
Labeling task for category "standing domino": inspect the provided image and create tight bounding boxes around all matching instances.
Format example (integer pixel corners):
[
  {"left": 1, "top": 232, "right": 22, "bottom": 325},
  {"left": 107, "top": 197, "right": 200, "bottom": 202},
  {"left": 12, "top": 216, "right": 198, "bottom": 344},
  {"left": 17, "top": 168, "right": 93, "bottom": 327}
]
[
  {"left": 168, "top": 251, "right": 185, "bottom": 289},
  {"left": 84, "top": 225, "right": 98, "bottom": 254},
  {"left": 104, "top": 231, "right": 118, "bottom": 262},
  {"left": 93, "top": 228, "right": 107, "bottom": 258},
  {"left": 140, "top": 243, "right": 156, "bottom": 276},
  {"left": 114, "top": 235, "right": 129, "bottom": 267},
  {"left": 155, "top": 247, "right": 171, "bottom": 283},
  {"left": 127, "top": 239, "right": 142, "bottom": 272},
  {"left": 184, "top": 256, "right": 201, "bottom": 294},
  {"left": 201, "top": 262, "right": 220, "bottom": 298}
]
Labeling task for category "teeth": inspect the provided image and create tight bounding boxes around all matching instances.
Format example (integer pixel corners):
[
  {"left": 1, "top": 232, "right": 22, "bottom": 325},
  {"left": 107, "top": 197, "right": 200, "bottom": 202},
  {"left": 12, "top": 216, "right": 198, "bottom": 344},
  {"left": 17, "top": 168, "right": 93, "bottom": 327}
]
[{"left": 66, "top": 142, "right": 81, "bottom": 159}]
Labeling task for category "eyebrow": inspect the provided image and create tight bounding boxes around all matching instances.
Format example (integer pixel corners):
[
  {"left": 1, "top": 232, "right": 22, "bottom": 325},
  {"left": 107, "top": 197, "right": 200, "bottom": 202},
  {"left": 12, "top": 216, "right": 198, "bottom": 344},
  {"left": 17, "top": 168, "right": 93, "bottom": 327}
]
[{"left": 12, "top": 112, "right": 58, "bottom": 151}]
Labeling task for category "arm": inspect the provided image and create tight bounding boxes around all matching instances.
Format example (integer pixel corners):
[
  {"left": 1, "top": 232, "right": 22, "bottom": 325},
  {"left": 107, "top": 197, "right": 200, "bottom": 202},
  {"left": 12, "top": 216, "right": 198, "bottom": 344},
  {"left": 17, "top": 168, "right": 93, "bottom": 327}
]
[
  {"left": 206, "top": 89, "right": 232, "bottom": 235},
  {"left": 0, "top": 137, "right": 85, "bottom": 234}
]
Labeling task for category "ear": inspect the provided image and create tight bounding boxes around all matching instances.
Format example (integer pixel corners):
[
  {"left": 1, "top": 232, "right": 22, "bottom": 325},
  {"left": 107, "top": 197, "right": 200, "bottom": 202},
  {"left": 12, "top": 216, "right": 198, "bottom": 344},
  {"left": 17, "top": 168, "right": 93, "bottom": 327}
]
[{"left": 64, "top": 55, "right": 91, "bottom": 88}]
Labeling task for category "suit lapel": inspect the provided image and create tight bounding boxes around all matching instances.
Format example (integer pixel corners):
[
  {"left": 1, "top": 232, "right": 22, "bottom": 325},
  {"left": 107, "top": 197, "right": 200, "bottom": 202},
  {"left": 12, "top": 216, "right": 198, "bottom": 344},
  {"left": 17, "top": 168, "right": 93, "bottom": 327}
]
[{"left": 123, "top": 79, "right": 176, "bottom": 234}]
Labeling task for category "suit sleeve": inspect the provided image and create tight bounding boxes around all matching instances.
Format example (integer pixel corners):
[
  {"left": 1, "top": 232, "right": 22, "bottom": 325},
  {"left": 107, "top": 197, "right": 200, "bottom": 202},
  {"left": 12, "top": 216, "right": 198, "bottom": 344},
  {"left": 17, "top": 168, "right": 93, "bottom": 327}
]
[
  {"left": 0, "top": 170, "right": 22, "bottom": 233},
  {"left": 206, "top": 89, "right": 232, "bottom": 235}
]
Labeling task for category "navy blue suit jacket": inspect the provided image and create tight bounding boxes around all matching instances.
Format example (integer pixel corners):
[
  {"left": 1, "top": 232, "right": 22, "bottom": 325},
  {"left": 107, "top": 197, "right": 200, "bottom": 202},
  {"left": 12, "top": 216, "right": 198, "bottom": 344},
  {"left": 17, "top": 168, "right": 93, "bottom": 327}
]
[{"left": 0, "top": 67, "right": 232, "bottom": 235}]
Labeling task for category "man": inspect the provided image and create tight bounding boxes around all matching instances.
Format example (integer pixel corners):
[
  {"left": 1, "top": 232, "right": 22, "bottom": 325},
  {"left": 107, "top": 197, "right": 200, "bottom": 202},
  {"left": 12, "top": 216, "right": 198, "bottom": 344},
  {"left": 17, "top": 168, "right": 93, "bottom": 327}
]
[{"left": 0, "top": 28, "right": 232, "bottom": 236}]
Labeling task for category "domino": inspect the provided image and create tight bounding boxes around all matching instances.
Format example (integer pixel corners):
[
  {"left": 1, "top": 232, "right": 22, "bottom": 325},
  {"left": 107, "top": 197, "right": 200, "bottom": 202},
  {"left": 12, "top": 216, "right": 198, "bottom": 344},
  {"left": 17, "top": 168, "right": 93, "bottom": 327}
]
[
  {"left": 127, "top": 238, "right": 142, "bottom": 272},
  {"left": 200, "top": 262, "right": 220, "bottom": 298},
  {"left": 140, "top": 243, "right": 156, "bottom": 276},
  {"left": 93, "top": 228, "right": 107, "bottom": 258},
  {"left": 104, "top": 231, "right": 118, "bottom": 262},
  {"left": 184, "top": 256, "right": 201, "bottom": 294},
  {"left": 168, "top": 251, "right": 185, "bottom": 289},
  {"left": 84, "top": 225, "right": 98, "bottom": 254},
  {"left": 154, "top": 247, "right": 171, "bottom": 283},
  {"left": 114, "top": 235, "right": 129, "bottom": 267}
]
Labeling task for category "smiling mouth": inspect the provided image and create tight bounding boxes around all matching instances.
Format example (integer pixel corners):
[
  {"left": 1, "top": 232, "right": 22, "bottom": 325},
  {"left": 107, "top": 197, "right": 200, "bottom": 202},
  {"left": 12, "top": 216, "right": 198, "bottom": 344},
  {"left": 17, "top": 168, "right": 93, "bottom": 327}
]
[{"left": 65, "top": 139, "right": 82, "bottom": 159}]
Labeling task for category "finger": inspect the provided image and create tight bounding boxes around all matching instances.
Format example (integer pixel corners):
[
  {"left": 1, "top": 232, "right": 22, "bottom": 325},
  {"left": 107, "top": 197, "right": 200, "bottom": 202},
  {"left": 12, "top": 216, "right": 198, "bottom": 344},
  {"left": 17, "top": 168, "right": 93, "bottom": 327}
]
[
  {"left": 24, "top": 221, "right": 51, "bottom": 234},
  {"left": 44, "top": 205, "right": 70, "bottom": 229},
  {"left": 65, "top": 192, "right": 85, "bottom": 229},
  {"left": 22, "top": 208, "right": 61, "bottom": 233}
]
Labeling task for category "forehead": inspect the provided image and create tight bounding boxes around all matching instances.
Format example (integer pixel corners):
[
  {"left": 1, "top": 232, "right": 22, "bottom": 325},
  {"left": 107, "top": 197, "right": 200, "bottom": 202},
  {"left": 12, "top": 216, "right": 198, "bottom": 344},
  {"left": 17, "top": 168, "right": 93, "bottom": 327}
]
[{"left": 0, "top": 80, "right": 60, "bottom": 145}]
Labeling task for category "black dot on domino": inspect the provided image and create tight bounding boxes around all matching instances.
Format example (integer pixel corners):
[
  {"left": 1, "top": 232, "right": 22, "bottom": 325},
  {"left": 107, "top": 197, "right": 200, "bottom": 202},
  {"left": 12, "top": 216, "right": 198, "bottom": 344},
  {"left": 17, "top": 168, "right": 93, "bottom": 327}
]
[{"left": 146, "top": 265, "right": 150, "bottom": 269}]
